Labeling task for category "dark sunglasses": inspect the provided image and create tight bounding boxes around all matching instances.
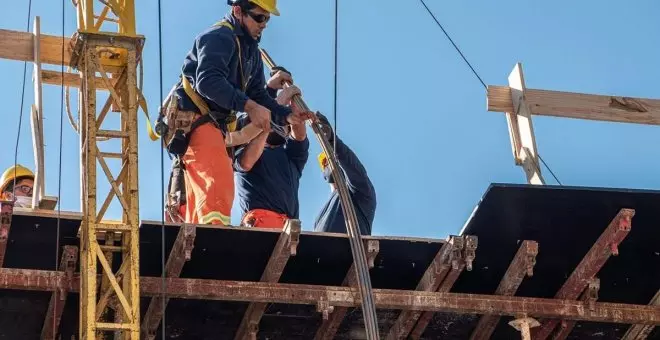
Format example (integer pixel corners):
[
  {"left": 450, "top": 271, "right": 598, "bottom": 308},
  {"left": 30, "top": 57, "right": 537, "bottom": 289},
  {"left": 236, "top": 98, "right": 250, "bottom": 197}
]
[{"left": 246, "top": 11, "right": 270, "bottom": 24}]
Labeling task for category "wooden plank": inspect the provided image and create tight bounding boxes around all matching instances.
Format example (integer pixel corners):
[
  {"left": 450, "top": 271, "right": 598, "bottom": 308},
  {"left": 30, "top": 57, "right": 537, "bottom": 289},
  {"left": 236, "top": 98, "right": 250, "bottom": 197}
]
[
  {"left": 40, "top": 245, "right": 78, "bottom": 340},
  {"left": 487, "top": 85, "right": 660, "bottom": 125},
  {"left": 0, "top": 29, "right": 71, "bottom": 65},
  {"left": 31, "top": 17, "right": 46, "bottom": 208},
  {"left": 233, "top": 219, "right": 302, "bottom": 340},
  {"left": 622, "top": 289, "right": 660, "bottom": 340},
  {"left": 41, "top": 70, "right": 113, "bottom": 89},
  {"left": 469, "top": 240, "right": 538, "bottom": 340},
  {"left": 313, "top": 240, "right": 380, "bottom": 340}
]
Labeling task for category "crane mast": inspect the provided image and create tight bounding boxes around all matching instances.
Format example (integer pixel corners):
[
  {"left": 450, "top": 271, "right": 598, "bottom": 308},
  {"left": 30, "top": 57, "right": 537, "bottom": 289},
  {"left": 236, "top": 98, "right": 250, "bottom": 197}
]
[{"left": 70, "top": 1, "right": 143, "bottom": 338}]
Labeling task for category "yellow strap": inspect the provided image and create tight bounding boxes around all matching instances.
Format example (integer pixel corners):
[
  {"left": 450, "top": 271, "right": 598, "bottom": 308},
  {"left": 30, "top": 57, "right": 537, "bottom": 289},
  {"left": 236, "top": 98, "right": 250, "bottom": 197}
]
[
  {"left": 182, "top": 75, "right": 210, "bottom": 115},
  {"left": 138, "top": 89, "right": 160, "bottom": 141}
]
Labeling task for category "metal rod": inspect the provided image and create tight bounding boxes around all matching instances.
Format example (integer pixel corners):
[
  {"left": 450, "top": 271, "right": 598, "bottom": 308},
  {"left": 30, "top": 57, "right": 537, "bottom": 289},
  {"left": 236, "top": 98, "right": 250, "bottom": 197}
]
[{"left": 260, "top": 48, "right": 380, "bottom": 340}]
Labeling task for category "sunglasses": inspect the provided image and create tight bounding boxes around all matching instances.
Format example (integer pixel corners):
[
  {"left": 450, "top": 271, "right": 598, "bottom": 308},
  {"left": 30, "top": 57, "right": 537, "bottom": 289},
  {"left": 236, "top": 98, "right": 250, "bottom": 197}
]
[
  {"left": 245, "top": 10, "right": 270, "bottom": 24},
  {"left": 14, "top": 185, "right": 33, "bottom": 195}
]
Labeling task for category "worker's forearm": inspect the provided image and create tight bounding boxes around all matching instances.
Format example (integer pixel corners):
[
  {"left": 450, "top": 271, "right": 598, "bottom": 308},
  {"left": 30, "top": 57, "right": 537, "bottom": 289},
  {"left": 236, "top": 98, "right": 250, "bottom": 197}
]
[
  {"left": 290, "top": 123, "right": 306, "bottom": 141},
  {"left": 237, "top": 132, "right": 268, "bottom": 171}
]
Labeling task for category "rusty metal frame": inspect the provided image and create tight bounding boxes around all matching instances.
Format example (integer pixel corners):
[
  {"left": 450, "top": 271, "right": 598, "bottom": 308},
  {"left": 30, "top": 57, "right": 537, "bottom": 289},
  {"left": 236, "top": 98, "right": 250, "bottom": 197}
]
[
  {"left": 532, "top": 208, "right": 635, "bottom": 339},
  {"left": 469, "top": 240, "right": 538, "bottom": 340},
  {"left": 622, "top": 289, "right": 660, "bottom": 340},
  {"left": 41, "top": 245, "right": 79, "bottom": 340},
  {"left": 0, "top": 201, "right": 13, "bottom": 268},
  {"left": 313, "top": 240, "right": 380, "bottom": 340},
  {"left": 141, "top": 224, "right": 196, "bottom": 339},
  {"left": 233, "top": 219, "right": 301, "bottom": 340},
  {"left": 0, "top": 268, "right": 658, "bottom": 325},
  {"left": 408, "top": 235, "right": 478, "bottom": 339}
]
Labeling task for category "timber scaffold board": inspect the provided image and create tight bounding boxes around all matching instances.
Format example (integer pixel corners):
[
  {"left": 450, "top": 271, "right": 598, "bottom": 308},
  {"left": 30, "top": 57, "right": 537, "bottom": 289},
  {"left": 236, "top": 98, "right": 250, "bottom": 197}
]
[{"left": 0, "top": 183, "right": 659, "bottom": 339}]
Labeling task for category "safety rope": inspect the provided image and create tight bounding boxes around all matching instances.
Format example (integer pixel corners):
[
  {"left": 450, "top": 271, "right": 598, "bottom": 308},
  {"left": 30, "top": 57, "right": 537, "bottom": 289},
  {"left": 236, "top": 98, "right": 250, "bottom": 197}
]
[
  {"left": 418, "top": 0, "right": 563, "bottom": 185},
  {"left": 53, "top": 0, "right": 65, "bottom": 335},
  {"left": 157, "top": 0, "right": 167, "bottom": 337}
]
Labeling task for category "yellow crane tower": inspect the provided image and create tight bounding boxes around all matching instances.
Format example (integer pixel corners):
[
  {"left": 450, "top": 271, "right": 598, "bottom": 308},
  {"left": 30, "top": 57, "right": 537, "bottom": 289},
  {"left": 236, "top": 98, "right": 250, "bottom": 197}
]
[{"left": 70, "top": 0, "right": 142, "bottom": 338}]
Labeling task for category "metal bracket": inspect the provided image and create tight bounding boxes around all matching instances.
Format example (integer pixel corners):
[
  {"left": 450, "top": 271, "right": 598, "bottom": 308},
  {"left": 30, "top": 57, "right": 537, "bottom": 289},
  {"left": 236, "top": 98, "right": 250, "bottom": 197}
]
[
  {"left": 317, "top": 299, "right": 335, "bottom": 321},
  {"left": 449, "top": 235, "right": 464, "bottom": 270},
  {"left": 463, "top": 235, "right": 478, "bottom": 271},
  {"left": 509, "top": 317, "right": 540, "bottom": 340}
]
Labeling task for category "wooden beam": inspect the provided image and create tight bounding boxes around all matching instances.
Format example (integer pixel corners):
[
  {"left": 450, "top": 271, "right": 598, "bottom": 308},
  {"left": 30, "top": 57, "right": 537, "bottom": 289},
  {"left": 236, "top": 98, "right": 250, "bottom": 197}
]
[
  {"left": 532, "top": 208, "right": 635, "bottom": 339},
  {"left": 313, "top": 240, "right": 380, "bottom": 340},
  {"left": 42, "top": 70, "right": 111, "bottom": 89},
  {"left": 141, "top": 224, "right": 196, "bottom": 340},
  {"left": 233, "top": 219, "right": 301, "bottom": 340},
  {"left": 550, "top": 278, "right": 600, "bottom": 340},
  {"left": 0, "top": 29, "right": 71, "bottom": 65},
  {"left": 31, "top": 17, "right": 46, "bottom": 208},
  {"left": 469, "top": 240, "right": 538, "bottom": 340},
  {"left": 622, "top": 289, "right": 660, "bottom": 340},
  {"left": 40, "top": 245, "right": 78, "bottom": 340},
  {"left": 2, "top": 268, "right": 659, "bottom": 325},
  {"left": 488, "top": 85, "right": 660, "bottom": 125}
]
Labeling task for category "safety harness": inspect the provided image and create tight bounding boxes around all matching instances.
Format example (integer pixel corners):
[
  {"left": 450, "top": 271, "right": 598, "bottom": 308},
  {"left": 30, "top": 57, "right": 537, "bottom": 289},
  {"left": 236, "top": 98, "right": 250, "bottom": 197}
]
[{"left": 162, "top": 19, "right": 247, "bottom": 223}]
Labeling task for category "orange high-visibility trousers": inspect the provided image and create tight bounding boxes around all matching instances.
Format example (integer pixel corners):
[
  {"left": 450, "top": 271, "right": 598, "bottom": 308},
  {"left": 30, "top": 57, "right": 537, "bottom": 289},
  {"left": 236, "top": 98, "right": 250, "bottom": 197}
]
[
  {"left": 241, "top": 209, "right": 288, "bottom": 229},
  {"left": 178, "top": 121, "right": 233, "bottom": 225}
]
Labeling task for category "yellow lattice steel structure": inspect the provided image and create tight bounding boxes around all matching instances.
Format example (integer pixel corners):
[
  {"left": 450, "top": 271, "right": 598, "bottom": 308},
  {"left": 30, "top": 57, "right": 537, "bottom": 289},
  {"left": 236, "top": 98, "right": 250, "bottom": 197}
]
[{"left": 70, "top": 0, "right": 143, "bottom": 338}]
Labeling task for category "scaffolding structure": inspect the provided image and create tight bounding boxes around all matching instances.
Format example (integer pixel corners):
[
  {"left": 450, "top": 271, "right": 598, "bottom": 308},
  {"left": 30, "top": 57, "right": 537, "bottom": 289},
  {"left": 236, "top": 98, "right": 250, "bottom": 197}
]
[{"left": 0, "top": 3, "right": 659, "bottom": 339}]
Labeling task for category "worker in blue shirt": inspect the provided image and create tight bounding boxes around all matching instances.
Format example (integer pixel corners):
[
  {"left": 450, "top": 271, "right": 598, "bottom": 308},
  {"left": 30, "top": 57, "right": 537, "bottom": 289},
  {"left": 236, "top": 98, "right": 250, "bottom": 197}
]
[
  {"left": 163, "top": 0, "right": 312, "bottom": 225},
  {"left": 314, "top": 113, "right": 377, "bottom": 235},
  {"left": 233, "top": 71, "right": 309, "bottom": 229}
]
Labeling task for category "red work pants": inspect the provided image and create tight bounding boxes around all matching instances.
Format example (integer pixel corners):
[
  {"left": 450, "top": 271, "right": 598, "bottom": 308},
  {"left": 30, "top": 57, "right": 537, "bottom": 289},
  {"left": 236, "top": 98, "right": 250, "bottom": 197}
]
[
  {"left": 241, "top": 209, "right": 288, "bottom": 229},
  {"left": 178, "top": 121, "right": 233, "bottom": 225}
]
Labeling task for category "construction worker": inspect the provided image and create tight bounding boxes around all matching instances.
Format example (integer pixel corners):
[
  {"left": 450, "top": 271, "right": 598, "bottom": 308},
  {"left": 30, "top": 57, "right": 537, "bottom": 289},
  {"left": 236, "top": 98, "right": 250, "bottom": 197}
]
[
  {"left": 0, "top": 165, "right": 35, "bottom": 208},
  {"left": 164, "top": 0, "right": 312, "bottom": 225},
  {"left": 234, "top": 71, "right": 308, "bottom": 229},
  {"left": 314, "top": 114, "right": 377, "bottom": 235}
]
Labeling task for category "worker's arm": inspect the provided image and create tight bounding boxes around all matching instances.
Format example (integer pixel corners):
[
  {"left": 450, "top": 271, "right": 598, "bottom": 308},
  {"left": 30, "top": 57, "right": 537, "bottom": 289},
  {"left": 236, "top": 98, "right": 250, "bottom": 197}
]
[
  {"left": 234, "top": 130, "right": 268, "bottom": 172},
  {"left": 194, "top": 30, "right": 251, "bottom": 112},
  {"left": 285, "top": 125, "right": 309, "bottom": 173},
  {"left": 332, "top": 138, "right": 376, "bottom": 201},
  {"left": 247, "top": 56, "right": 292, "bottom": 126}
]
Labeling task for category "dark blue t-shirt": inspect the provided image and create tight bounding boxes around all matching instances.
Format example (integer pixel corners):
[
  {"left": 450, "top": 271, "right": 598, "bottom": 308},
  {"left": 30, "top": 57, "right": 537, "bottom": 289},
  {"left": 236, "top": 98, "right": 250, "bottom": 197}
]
[
  {"left": 234, "top": 137, "right": 309, "bottom": 218},
  {"left": 313, "top": 138, "right": 376, "bottom": 235}
]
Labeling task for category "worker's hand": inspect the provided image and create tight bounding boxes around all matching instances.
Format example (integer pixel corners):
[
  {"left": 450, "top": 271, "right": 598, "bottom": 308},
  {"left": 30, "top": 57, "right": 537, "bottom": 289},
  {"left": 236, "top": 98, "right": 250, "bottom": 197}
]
[
  {"left": 315, "top": 112, "right": 334, "bottom": 141},
  {"left": 286, "top": 108, "right": 315, "bottom": 126},
  {"left": 276, "top": 85, "right": 301, "bottom": 106},
  {"left": 267, "top": 69, "right": 293, "bottom": 91},
  {"left": 244, "top": 99, "right": 272, "bottom": 133}
]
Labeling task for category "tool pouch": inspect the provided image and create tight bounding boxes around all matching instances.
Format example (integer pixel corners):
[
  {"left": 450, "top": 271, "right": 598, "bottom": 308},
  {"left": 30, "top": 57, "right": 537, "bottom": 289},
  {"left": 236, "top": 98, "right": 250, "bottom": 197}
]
[
  {"left": 157, "top": 94, "right": 197, "bottom": 157},
  {"left": 165, "top": 157, "right": 186, "bottom": 223}
]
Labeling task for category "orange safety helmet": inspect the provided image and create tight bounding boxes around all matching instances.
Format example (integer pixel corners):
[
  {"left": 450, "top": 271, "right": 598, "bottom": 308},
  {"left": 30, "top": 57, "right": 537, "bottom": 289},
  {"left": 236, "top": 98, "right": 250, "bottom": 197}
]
[{"left": 227, "top": 0, "right": 280, "bottom": 16}]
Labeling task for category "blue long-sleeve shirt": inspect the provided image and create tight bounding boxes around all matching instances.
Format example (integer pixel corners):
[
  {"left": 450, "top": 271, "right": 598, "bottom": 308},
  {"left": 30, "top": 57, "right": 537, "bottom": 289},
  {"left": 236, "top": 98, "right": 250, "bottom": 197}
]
[
  {"left": 233, "top": 115, "right": 309, "bottom": 218},
  {"left": 174, "top": 14, "right": 290, "bottom": 126},
  {"left": 314, "top": 138, "right": 376, "bottom": 235}
]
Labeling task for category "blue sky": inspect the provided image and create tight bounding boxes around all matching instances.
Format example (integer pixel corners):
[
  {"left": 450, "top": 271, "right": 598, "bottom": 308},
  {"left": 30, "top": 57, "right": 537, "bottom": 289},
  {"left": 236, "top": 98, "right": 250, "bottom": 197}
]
[{"left": 2, "top": 0, "right": 660, "bottom": 239}]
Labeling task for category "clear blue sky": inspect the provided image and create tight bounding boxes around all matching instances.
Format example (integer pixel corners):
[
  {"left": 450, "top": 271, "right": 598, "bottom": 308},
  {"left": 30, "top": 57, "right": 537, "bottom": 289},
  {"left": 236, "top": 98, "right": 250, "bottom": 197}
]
[{"left": 2, "top": 0, "right": 660, "bottom": 239}]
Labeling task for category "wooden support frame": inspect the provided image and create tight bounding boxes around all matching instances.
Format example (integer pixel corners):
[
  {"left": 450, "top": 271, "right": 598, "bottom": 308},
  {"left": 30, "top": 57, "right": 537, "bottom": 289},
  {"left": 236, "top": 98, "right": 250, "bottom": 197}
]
[
  {"left": 313, "top": 240, "right": 380, "bottom": 340},
  {"left": 409, "top": 235, "right": 478, "bottom": 339},
  {"left": 72, "top": 31, "right": 144, "bottom": 340},
  {"left": 41, "top": 245, "right": 79, "bottom": 340},
  {"left": 0, "top": 201, "right": 13, "bottom": 268},
  {"left": 141, "top": 224, "right": 196, "bottom": 340},
  {"left": 532, "top": 208, "right": 634, "bottom": 339},
  {"left": 622, "top": 289, "right": 660, "bottom": 340},
  {"left": 469, "top": 240, "right": 538, "bottom": 340},
  {"left": 233, "top": 219, "right": 302, "bottom": 340},
  {"left": 0, "top": 268, "right": 659, "bottom": 325}
]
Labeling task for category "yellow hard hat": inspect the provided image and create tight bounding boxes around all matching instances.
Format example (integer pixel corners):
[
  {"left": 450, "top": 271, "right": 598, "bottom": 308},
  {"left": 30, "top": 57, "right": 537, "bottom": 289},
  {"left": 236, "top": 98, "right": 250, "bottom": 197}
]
[
  {"left": 249, "top": 0, "right": 280, "bottom": 16},
  {"left": 229, "top": 0, "right": 280, "bottom": 16},
  {"left": 0, "top": 164, "right": 34, "bottom": 193}
]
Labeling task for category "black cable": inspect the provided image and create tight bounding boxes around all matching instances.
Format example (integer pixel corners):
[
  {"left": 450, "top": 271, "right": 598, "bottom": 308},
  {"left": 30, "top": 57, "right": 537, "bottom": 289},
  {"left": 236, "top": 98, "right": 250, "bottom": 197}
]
[
  {"left": 419, "top": 0, "right": 564, "bottom": 185},
  {"left": 419, "top": 0, "right": 487, "bottom": 90},
  {"left": 12, "top": 0, "right": 33, "bottom": 199},
  {"left": 332, "top": 0, "right": 338, "bottom": 154},
  {"left": 157, "top": 0, "right": 167, "bottom": 337},
  {"left": 54, "top": 0, "right": 65, "bottom": 335}
]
